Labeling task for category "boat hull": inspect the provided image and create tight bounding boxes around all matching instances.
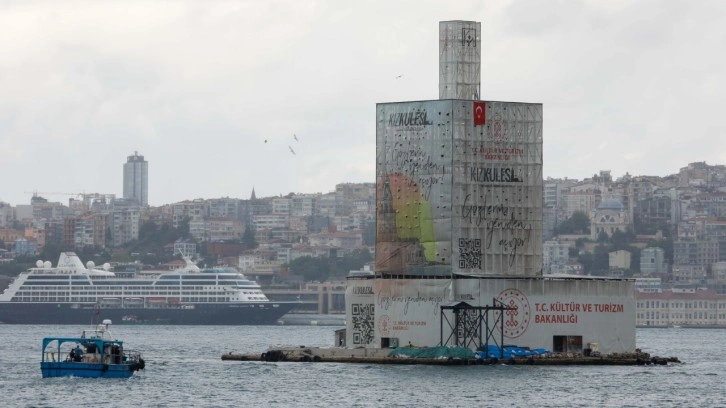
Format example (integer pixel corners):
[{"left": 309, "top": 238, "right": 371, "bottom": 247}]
[
  {"left": 0, "top": 302, "right": 297, "bottom": 325},
  {"left": 40, "top": 361, "right": 136, "bottom": 378}
]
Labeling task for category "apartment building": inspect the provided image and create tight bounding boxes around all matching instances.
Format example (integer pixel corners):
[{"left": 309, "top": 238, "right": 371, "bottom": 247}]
[{"left": 636, "top": 289, "right": 726, "bottom": 327}]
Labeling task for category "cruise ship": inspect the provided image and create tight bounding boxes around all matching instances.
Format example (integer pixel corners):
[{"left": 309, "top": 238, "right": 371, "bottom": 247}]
[{"left": 0, "top": 252, "right": 297, "bottom": 325}]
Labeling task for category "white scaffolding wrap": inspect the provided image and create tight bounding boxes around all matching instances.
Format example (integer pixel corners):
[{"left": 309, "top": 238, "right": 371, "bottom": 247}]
[
  {"left": 439, "top": 21, "right": 481, "bottom": 100},
  {"left": 452, "top": 101, "right": 543, "bottom": 276},
  {"left": 375, "top": 100, "right": 543, "bottom": 277}
]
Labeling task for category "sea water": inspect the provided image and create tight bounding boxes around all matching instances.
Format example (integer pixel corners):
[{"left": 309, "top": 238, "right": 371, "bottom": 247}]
[{"left": 0, "top": 325, "right": 723, "bottom": 407}]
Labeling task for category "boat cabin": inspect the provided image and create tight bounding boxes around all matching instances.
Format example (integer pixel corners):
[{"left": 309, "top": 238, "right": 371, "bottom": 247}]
[{"left": 40, "top": 319, "right": 144, "bottom": 378}]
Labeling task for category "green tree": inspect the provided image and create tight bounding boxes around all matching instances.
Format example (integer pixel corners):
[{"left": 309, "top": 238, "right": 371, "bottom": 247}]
[
  {"left": 629, "top": 247, "right": 641, "bottom": 273},
  {"left": 591, "top": 245, "right": 610, "bottom": 274},
  {"left": 124, "top": 219, "right": 193, "bottom": 264},
  {"left": 610, "top": 229, "right": 635, "bottom": 248},
  {"left": 578, "top": 245, "right": 609, "bottom": 275},
  {"left": 241, "top": 226, "right": 258, "bottom": 249},
  {"left": 555, "top": 211, "right": 590, "bottom": 235},
  {"left": 330, "top": 248, "right": 373, "bottom": 277},
  {"left": 289, "top": 256, "right": 329, "bottom": 281},
  {"left": 176, "top": 217, "right": 191, "bottom": 239},
  {"left": 0, "top": 261, "right": 31, "bottom": 277},
  {"left": 287, "top": 249, "right": 374, "bottom": 282},
  {"left": 39, "top": 241, "right": 72, "bottom": 263}
]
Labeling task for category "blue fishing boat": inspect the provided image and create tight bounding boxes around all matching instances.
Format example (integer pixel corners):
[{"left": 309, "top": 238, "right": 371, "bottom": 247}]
[{"left": 40, "top": 319, "right": 145, "bottom": 378}]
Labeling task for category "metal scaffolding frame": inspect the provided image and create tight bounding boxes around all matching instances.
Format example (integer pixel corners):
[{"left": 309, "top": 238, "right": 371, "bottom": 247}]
[{"left": 439, "top": 298, "right": 516, "bottom": 359}]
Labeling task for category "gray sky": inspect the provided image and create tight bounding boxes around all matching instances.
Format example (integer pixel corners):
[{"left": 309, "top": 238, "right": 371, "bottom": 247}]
[{"left": 2, "top": 0, "right": 725, "bottom": 206}]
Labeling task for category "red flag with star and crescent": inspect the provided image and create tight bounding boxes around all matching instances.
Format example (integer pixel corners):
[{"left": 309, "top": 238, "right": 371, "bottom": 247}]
[{"left": 473, "top": 101, "right": 486, "bottom": 126}]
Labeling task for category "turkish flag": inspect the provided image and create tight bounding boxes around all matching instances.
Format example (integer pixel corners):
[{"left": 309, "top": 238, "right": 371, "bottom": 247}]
[{"left": 473, "top": 101, "right": 486, "bottom": 126}]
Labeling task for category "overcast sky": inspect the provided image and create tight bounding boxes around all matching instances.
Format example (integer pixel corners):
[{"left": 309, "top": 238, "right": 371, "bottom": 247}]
[{"left": 1, "top": 0, "right": 725, "bottom": 207}]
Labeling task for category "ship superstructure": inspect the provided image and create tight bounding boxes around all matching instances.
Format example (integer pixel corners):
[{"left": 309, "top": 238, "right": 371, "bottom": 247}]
[{"left": 0, "top": 252, "right": 295, "bottom": 325}]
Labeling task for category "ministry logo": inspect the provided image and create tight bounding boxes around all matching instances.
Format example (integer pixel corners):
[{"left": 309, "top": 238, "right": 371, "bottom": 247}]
[{"left": 496, "top": 288, "right": 530, "bottom": 338}]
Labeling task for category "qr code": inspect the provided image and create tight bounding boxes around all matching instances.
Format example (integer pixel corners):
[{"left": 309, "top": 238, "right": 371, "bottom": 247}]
[
  {"left": 458, "top": 238, "right": 482, "bottom": 269},
  {"left": 351, "top": 303, "right": 375, "bottom": 345}
]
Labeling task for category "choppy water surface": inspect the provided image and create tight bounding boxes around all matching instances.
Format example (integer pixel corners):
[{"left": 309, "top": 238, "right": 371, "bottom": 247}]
[{"left": 0, "top": 325, "right": 723, "bottom": 407}]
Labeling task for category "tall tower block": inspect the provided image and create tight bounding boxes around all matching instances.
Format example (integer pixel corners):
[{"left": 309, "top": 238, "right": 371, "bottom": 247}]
[
  {"left": 439, "top": 20, "right": 481, "bottom": 100},
  {"left": 351, "top": 20, "right": 633, "bottom": 357},
  {"left": 123, "top": 152, "right": 148, "bottom": 206},
  {"left": 376, "top": 19, "right": 542, "bottom": 277}
]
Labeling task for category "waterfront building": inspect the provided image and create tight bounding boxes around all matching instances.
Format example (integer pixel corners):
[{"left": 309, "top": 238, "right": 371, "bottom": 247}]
[
  {"left": 636, "top": 288, "right": 726, "bottom": 327},
  {"left": 237, "top": 252, "right": 282, "bottom": 280}
]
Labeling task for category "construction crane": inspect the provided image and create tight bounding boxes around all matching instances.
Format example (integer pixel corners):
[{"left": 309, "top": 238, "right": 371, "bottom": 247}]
[
  {"left": 24, "top": 191, "right": 109, "bottom": 202},
  {"left": 25, "top": 191, "right": 86, "bottom": 198}
]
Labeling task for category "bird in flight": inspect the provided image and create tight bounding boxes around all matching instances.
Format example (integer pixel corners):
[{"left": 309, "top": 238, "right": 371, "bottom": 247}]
[
  {"left": 293, "top": 134, "right": 299, "bottom": 142},
  {"left": 395, "top": 74, "right": 403, "bottom": 79},
  {"left": 289, "top": 145, "right": 296, "bottom": 155}
]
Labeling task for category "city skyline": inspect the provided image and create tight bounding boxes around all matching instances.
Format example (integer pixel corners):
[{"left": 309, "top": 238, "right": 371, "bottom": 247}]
[
  {"left": 2, "top": 1, "right": 726, "bottom": 206},
  {"left": 2, "top": 157, "right": 720, "bottom": 208}
]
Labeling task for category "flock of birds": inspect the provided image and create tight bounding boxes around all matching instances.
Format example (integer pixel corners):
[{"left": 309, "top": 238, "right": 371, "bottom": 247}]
[
  {"left": 264, "top": 133, "right": 299, "bottom": 155},
  {"left": 263, "top": 74, "right": 403, "bottom": 156}
]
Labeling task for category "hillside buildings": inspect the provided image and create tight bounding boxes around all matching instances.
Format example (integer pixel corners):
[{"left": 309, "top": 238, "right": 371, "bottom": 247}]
[
  {"left": 542, "top": 162, "right": 726, "bottom": 328},
  {"left": 0, "top": 180, "right": 376, "bottom": 273}
]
